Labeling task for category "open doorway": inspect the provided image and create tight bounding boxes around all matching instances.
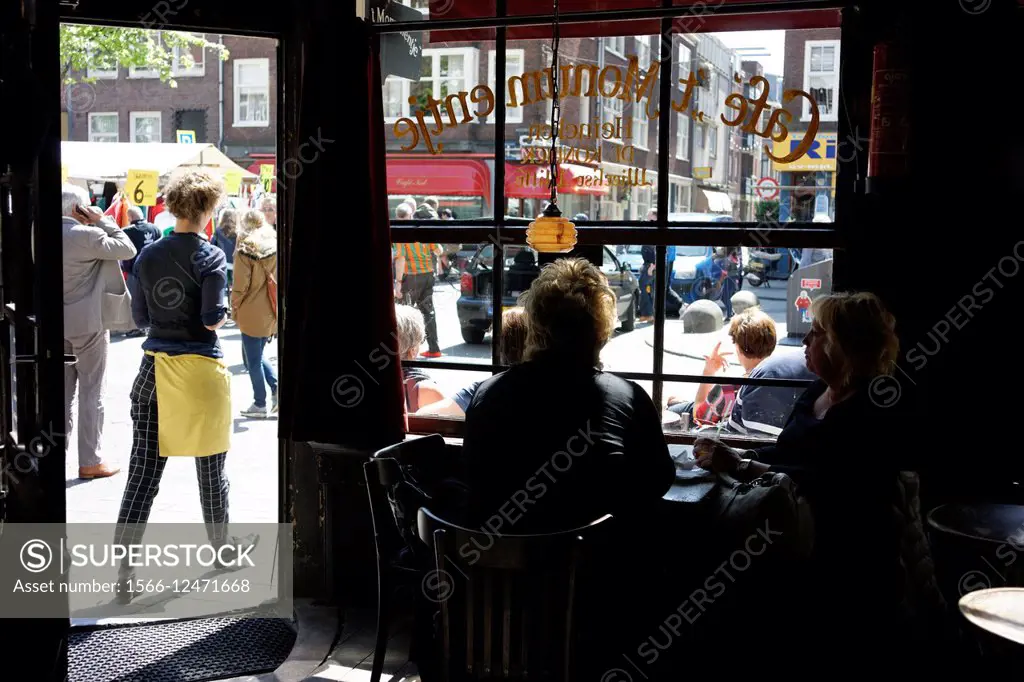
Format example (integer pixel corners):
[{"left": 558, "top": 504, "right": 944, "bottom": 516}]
[{"left": 58, "top": 22, "right": 291, "bottom": 679}]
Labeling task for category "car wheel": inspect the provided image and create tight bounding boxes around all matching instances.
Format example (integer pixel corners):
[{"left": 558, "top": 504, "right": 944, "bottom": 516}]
[
  {"left": 461, "top": 326, "right": 486, "bottom": 344},
  {"left": 620, "top": 292, "right": 638, "bottom": 332}
]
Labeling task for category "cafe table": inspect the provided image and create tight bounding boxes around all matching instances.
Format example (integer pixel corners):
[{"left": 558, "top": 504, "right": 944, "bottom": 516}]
[{"left": 959, "top": 587, "right": 1024, "bottom": 647}]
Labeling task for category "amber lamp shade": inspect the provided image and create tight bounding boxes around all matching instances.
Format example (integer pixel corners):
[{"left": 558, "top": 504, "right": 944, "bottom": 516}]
[{"left": 526, "top": 203, "right": 577, "bottom": 253}]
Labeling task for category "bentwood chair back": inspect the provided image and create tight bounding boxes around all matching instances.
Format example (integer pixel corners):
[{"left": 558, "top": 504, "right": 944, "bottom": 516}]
[
  {"left": 364, "top": 434, "right": 460, "bottom": 682},
  {"left": 417, "top": 506, "right": 613, "bottom": 681}
]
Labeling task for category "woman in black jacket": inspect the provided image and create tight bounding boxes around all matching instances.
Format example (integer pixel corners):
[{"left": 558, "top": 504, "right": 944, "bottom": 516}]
[{"left": 695, "top": 291, "right": 945, "bottom": 662}]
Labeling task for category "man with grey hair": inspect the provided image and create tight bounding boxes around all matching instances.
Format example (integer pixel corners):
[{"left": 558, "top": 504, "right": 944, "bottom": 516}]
[
  {"left": 62, "top": 183, "right": 137, "bottom": 479},
  {"left": 394, "top": 303, "right": 443, "bottom": 412},
  {"left": 259, "top": 195, "right": 277, "bottom": 229}
]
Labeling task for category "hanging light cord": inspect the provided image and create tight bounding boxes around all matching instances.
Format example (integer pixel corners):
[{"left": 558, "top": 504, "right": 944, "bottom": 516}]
[{"left": 548, "top": 0, "right": 560, "bottom": 207}]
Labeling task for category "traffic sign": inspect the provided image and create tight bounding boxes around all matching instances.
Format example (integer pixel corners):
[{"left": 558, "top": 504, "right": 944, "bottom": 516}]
[
  {"left": 755, "top": 176, "right": 780, "bottom": 200},
  {"left": 176, "top": 130, "right": 196, "bottom": 144}
]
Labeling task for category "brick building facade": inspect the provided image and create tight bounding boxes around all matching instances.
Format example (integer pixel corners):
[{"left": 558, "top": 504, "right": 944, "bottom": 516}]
[{"left": 61, "top": 33, "right": 277, "bottom": 171}]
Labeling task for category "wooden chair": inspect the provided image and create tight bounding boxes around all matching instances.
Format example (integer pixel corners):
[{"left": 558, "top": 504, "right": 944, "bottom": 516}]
[
  {"left": 417, "top": 506, "right": 613, "bottom": 681},
  {"left": 363, "top": 434, "right": 461, "bottom": 682}
]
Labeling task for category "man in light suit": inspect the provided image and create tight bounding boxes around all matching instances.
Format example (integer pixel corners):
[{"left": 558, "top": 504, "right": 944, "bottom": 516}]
[{"left": 62, "top": 184, "right": 136, "bottom": 479}]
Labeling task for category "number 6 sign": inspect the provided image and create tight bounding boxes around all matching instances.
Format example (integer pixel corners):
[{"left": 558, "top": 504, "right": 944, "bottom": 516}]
[{"left": 125, "top": 169, "right": 159, "bottom": 206}]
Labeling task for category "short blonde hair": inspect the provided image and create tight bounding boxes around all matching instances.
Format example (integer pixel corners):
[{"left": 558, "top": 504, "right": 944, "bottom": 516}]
[
  {"left": 164, "top": 170, "right": 224, "bottom": 224},
  {"left": 238, "top": 208, "right": 266, "bottom": 237},
  {"left": 394, "top": 304, "right": 425, "bottom": 358},
  {"left": 728, "top": 307, "right": 776, "bottom": 360},
  {"left": 811, "top": 291, "right": 899, "bottom": 389},
  {"left": 523, "top": 258, "right": 616, "bottom": 365}
]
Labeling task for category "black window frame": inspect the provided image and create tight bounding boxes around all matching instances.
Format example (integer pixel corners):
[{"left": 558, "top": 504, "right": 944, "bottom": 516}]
[{"left": 375, "top": 0, "right": 852, "bottom": 446}]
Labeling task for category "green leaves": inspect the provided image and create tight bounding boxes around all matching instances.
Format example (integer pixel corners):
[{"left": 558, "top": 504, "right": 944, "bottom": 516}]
[{"left": 59, "top": 26, "right": 228, "bottom": 86}]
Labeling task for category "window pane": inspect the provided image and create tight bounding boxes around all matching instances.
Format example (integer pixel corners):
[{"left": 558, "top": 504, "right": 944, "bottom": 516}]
[
  {"left": 658, "top": 242, "right": 832, "bottom": 439},
  {"left": 91, "top": 116, "right": 116, "bottom": 134},
  {"left": 133, "top": 115, "right": 160, "bottom": 142}
]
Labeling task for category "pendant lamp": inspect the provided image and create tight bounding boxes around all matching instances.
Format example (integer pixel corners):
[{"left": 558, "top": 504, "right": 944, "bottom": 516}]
[{"left": 526, "top": 0, "right": 576, "bottom": 254}]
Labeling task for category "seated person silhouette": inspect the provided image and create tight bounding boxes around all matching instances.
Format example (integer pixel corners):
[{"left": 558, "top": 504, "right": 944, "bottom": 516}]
[{"left": 506, "top": 247, "right": 539, "bottom": 297}]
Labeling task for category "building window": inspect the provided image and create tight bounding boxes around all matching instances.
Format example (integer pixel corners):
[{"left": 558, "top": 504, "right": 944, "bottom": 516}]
[
  {"left": 234, "top": 58, "right": 270, "bottom": 127},
  {"left": 635, "top": 36, "right": 651, "bottom": 70},
  {"left": 488, "top": 49, "right": 525, "bottom": 124},
  {"left": 709, "top": 126, "right": 717, "bottom": 158},
  {"left": 130, "top": 112, "right": 161, "bottom": 143},
  {"left": 633, "top": 97, "right": 649, "bottom": 150},
  {"left": 128, "top": 31, "right": 161, "bottom": 78},
  {"left": 676, "top": 113, "right": 689, "bottom": 160},
  {"left": 88, "top": 113, "right": 118, "bottom": 142},
  {"left": 602, "top": 88, "right": 624, "bottom": 143},
  {"left": 400, "top": 0, "right": 429, "bottom": 15},
  {"left": 383, "top": 48, "right": 480, "bottom": 123},
  {"left": 605, "top": 36, "right": 625, "bottom": 56},
  {"left": 172, "top": 33, "right": 206, "bottom": 77},
  {"left": 86, "top": 52, "right": 118, "bottom": 80},
  {"left": 804, "top": 40, "right": 839, "bottom": 121}
]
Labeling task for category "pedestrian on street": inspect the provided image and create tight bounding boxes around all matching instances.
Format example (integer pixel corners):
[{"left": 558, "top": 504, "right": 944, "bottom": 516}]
[
  {"left": 393, "top": 203, "right": 445, "bottom": 358},
  {"left": 232, "top": 209, "right": 279, "bottom": 418},
  {"left": 638, "top": 244, "right": 656, "bottom": 322},
  {"left": 122, "top": 206, "right": 162, "bottom": 339},
  {"left": 114, "top": 170, "right": 256, "bottom": 601},
  {"left": 62, "top": 184, "right": 137, "bottom": 479}
]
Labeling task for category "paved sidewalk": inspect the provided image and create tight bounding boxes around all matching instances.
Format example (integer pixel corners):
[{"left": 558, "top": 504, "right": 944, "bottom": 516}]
[{"left": 65, "top": 323, "right": 279, "bottom": 525}]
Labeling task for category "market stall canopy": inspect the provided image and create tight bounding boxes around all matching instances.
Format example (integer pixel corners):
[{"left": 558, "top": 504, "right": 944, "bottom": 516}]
[{"left": 61, "top": 142, "right": 257, "bottom": 182}]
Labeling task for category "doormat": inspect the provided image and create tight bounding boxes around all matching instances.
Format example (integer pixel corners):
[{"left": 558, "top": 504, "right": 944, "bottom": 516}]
[{"left": 68, "top": 617, "right": 296, "bottom": 682}]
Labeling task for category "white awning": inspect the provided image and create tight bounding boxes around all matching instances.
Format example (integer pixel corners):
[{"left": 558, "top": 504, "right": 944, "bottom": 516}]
[
  {"left": 702, "top": 189, "right": 732, "bottom": 214},
  {"left": 60, "top": 142, "right": 257, "bottom": 182}
]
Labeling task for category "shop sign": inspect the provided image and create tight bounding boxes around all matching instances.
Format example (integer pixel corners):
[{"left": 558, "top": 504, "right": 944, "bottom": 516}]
[
  {"left": 391, "top": 54, "right": 822, "bottom": 166},
  {"left": 771, "top": 133, "right": 837, "bottom": 172},
  {"left": 371, "top": 1, "right": 422, "bottom": 81}
]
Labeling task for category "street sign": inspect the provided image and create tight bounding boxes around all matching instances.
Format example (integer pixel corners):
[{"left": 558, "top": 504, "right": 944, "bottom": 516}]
[
  {"left": 755, "top": 176, "right": 779, "bottom": 200},
  {"left": 176, "top": 130, "right": 196, "bottom": 144},
  {"left": 800, "top": 278, "right": 822, "bottom": 290},
  {"left": 693, "top": 166, "right": 712, "bottom": 179},
  {"left": 126, "top": 169, "right": 159, "bottom": 206}
]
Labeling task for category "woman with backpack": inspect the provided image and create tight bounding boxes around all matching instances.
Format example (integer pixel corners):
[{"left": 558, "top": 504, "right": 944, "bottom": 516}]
[{"left": 231, "top": 209, "right": 279, "bottom": 418}]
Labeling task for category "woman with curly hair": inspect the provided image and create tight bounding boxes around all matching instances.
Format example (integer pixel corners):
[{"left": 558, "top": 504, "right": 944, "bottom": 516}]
[
  {"left": 114, "top": 170, "right": 255, "bottom": 601},
  {"left": 460, "top": 257, "right": 675, "bottom": 534}
]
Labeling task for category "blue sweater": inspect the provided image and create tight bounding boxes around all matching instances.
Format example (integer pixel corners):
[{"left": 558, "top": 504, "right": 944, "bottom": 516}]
[{"left": 133, "top": 232, "right": 227, "bottom": 358}]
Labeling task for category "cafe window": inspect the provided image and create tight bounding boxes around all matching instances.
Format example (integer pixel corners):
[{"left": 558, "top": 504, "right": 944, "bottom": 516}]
[{"left": 380, "top": 15, "right": 843, "bottom": 444}]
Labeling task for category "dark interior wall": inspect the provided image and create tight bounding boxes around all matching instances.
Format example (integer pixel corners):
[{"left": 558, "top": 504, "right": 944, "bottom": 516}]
[{"left": 843, "top": 0, "right": 1023, "bottom": 503}]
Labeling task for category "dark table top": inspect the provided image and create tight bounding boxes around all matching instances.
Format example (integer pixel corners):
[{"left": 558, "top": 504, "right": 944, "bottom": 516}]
[
  {"left": 928, "top": 503, "right": 1024, "bottom": 545},
  {"left": 663, "top": 444, "right": 717, "bottom": 504}
]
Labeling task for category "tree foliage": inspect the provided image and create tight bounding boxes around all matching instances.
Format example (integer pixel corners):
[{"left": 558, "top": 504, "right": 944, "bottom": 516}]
[{"left": 59, "top": 26, "right": 228, "bottom": 85}]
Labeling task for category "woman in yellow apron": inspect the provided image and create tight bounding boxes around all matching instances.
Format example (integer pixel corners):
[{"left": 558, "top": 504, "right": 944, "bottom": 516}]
[{"left": 113, "top": 170, "right": 256, "bottom": 600}]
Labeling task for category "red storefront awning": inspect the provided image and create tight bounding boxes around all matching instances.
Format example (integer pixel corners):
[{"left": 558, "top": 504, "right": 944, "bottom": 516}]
[
  {"left": 387, "top": 157, "right": 490, "bottom": 200},
  {"left": 505, "top": 162, "right": 610, "bottom": 198},
  {"left": 429, "top": 0, "right": 840, "bottom": 42}
]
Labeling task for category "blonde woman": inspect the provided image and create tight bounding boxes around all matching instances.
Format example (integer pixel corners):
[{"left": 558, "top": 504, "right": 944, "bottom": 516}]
[
  {"left": 232, "top": 209, "right": 279, "bottom": 418},
  {"left": 460, "top": 258, "right": 675, "bottom": 533},
  {"left": 694, "top": 292, "right": 918, "bottom": 654},
  {"left": 115, "top": 170, "right": 255, "bottom": 601}
]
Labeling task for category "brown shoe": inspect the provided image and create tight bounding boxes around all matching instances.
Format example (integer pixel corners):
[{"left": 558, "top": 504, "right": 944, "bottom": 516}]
[{"left": 79, "top": 463, "right": 120, "bottom": 479}]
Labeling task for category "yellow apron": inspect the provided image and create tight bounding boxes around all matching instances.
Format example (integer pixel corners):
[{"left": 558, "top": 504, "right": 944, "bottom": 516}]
[{"left": 147, "top": 351, "right": 232, "bottom": 457}]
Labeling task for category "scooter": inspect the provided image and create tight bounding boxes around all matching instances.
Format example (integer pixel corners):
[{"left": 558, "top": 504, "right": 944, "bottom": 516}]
[{"left": 744, "top": 248, "right": 783, "bottom": 287}]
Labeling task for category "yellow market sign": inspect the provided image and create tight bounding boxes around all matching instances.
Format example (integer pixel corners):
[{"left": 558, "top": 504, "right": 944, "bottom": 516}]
[{"left": 772, "top": 133, "right": 837, "bottom": 173}]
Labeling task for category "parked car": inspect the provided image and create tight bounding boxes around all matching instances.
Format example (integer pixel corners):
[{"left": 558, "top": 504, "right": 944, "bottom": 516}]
[
  {"left": 456, "top": 244, "right": 640, "bottom": 344},
  {"left": 666, "top": 213, "right": 734, "bottom": 301}
]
